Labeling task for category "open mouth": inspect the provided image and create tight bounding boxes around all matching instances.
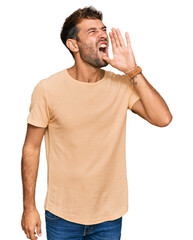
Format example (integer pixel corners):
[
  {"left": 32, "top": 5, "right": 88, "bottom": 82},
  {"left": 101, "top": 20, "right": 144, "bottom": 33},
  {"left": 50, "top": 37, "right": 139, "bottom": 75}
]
[{"left": 98, "top": 43, "right": 108, "bottom": 56}]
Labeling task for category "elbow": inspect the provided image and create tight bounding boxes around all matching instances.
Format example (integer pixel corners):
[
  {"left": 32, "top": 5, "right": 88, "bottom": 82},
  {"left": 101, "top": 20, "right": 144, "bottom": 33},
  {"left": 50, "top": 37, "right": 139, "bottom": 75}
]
[{"left": 157, "top": 114, "right": 173, "bottom": 127}]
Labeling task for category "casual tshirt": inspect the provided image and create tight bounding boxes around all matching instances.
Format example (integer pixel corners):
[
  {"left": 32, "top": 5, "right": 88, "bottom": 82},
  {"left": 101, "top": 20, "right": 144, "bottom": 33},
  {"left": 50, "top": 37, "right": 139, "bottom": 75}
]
[{"left": 27, "top": 68, "right": 140, "bottom": 225}]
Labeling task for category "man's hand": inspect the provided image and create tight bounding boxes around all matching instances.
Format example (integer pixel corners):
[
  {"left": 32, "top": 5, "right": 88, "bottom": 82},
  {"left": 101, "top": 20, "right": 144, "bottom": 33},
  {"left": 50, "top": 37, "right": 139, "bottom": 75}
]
[
  {"left": 21, "top": 207, "right": 42, "bottom": 240},
  {"left": 103, "top": 28, "right": 137, "bottom": 74}
]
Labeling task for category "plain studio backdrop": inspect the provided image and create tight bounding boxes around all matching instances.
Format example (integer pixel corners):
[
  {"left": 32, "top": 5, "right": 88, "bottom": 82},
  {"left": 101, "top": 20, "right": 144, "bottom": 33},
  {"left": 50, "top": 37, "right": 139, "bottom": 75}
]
[{"left": 0, "top": 0, "right": 192, "bottom": 239}]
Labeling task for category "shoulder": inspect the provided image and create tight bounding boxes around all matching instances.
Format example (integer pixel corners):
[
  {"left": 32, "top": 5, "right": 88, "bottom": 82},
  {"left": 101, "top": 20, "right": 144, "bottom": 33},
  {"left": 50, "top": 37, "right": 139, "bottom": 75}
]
[
  {"left": 31, "top": 69, "right": 67, "bottom": 96},
  {"left": 40, "top": 68, "right": 66, "bottom": 88},
  {"left": 105, "top": 69, "right": 129, "bottom": 88}
]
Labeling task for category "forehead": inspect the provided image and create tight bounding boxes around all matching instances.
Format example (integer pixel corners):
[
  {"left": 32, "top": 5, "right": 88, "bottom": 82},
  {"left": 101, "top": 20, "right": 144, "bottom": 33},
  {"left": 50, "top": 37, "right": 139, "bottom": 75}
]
[{"left": 77, "top": 18, "right": 105, "bottom": 33}]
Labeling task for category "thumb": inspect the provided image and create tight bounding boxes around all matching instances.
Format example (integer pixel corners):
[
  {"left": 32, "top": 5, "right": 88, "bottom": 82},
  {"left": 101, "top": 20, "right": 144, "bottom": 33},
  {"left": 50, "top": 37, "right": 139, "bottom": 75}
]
[
  {"left": 103, "top": 56, "right": 112, "bottom": 65},
  {"left": 36, "top": 221, "right": 42, "bottom": 237}
]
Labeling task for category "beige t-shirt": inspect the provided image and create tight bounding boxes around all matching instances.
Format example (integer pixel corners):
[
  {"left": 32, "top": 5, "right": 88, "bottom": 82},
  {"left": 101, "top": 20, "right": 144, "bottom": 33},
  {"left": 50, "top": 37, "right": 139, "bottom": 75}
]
[{"left": 27, "top": 68, "right": 140, "bottom": 225}]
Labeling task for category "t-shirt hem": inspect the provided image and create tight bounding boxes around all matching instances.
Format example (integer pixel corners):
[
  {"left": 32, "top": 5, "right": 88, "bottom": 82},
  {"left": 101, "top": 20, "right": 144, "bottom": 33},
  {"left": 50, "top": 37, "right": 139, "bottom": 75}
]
[{"left": 44, "top": 205, "right": 128, "bottom": 225}]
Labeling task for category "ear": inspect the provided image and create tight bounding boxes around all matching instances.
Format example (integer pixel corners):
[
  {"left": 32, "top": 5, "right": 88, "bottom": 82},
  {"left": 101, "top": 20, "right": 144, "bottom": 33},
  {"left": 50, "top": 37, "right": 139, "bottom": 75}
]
[{"left": 66, "top": 39, "right": 79, "bottom": 53}]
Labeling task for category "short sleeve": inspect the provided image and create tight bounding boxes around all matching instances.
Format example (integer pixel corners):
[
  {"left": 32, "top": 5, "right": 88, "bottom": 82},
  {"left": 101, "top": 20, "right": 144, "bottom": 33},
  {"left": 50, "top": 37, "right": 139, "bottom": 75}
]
[
  {"left": 27, "top": 80, "right": 50, "bottom": 128},
  {"left": 125, "top": 75, "right": 141, "bottom": 110}
]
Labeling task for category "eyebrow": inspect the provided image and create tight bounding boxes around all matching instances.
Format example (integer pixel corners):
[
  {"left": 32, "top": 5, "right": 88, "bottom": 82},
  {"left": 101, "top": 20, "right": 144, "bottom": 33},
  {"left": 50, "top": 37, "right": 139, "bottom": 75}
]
[{"left": 86, "top": 26, "right": 107, "bottom": 32}]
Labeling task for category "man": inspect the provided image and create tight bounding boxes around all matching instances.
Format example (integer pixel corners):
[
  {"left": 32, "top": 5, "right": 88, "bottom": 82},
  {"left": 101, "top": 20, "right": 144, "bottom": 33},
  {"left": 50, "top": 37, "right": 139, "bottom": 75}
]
[{"left": 21, "top": 6, "right": 172, "bottom": 240}]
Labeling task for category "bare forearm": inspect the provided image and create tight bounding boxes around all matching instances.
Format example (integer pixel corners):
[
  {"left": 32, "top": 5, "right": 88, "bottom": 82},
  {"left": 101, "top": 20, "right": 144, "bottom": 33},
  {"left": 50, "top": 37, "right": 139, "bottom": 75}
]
[
  {"left": 127, "top": 72, "right": 172, "bottom": 124},
  {"left": 21, "top": 147, "right": 40, "bottom": 210}
]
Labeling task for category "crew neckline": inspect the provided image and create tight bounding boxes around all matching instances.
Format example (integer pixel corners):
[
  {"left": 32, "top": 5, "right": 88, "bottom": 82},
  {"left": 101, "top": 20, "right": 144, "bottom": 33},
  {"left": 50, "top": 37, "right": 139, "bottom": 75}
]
[{"left": 64, "top": 68, "right": 107, "bottom": 86}]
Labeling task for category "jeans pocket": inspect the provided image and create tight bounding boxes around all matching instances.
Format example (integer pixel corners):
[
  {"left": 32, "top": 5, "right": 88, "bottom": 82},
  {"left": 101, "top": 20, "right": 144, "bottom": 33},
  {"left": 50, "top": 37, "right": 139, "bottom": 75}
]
[{"left": 45, "top": 210, "right": 61, "bottom": 221}]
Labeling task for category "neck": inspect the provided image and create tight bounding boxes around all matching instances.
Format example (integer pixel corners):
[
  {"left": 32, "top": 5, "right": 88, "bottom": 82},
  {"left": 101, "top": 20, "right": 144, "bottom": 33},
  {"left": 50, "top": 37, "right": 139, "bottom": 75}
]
[{"left": 67, "top": 63, "right": 105, "bottom": 83}]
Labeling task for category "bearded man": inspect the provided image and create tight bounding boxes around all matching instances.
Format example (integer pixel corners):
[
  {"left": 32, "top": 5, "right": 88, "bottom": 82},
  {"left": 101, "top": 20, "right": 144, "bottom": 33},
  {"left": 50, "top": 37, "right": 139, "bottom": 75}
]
[{"left": 21, "top": 6, "right": 172, "bottom": 240}]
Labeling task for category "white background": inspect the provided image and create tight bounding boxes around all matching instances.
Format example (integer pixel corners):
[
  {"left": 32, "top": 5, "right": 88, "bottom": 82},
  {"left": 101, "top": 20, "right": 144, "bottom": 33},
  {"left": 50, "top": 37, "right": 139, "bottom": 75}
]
[{"left": 0, "top": 0, "right": 192, "bottom": 239}]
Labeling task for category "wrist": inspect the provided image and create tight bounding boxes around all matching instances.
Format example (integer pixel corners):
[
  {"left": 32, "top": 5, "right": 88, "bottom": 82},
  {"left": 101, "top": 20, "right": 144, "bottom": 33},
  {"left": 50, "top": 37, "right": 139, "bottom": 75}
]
[
  {"left": 125, "top": 66, "right": 142, "bottom": 79},
  {"left": 23, "top": 201, "right": 36, "bottom": 211},
  {"left": 23, "top": 205, "right": 36, "bottom": 212},
  {"left": 124, "top": 64, "right": 137, "bottom": 75}
]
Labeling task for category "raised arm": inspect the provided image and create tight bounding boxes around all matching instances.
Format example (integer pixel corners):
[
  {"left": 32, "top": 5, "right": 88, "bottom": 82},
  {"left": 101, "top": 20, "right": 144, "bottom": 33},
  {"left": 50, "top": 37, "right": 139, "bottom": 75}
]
[
  {"left": 103, "top": 28, "right": 172, "bottom": 127},
  {"left": 21, "top": 123, "right": 46, "bottom": 240}
]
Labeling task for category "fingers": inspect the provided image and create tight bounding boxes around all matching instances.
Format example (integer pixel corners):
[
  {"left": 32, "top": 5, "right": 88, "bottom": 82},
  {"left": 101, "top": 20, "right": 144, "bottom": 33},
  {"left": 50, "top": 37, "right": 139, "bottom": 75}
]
[
  {"left": 125, "top": 32, "right": 132, "bottom": 49},
  {"left": 102, "top": 56, "right": 112, "bottom": 65},
  {"left": 25, "top": 228, "right": 37, "bottom": 240},
  {"left": 28, "top": 229, "right": 37, "bottom": 240},
  {"left": 36, "top": 221, "right": 42, "bottom": 237},
  {"left": 109, "top": 31, "right": 116, "bottom": 50},
  {"left": 22, "top": 221, "right": 36, "bottom": 239},
  {"left": 21, "top": 209, "right": 41, "bottom": 240},
  {"left": 116, "top": 28, "right": 126, "bottom": 47},
  {"left": 21, "top": 220, "right": 40, "bottom": 240},
  {"left": 111, "top": 28, "right": 120, "bottom": 47},
  {"left": 111, "top": 28, "right": 126, "bottom": 48}
]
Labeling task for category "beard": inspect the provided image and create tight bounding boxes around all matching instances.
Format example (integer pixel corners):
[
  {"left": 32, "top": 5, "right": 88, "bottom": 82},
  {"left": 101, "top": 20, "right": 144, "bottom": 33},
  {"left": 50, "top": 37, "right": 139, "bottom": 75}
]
[{"left": 78, "top": 43, "right": 108, "bottom": 68}]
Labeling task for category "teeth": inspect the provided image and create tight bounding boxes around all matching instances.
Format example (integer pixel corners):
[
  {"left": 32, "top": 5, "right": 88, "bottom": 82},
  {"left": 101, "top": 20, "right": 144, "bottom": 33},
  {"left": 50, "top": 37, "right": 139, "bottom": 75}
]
[{"left": 100, "top": 44, "right": 107, "bottom": 48}]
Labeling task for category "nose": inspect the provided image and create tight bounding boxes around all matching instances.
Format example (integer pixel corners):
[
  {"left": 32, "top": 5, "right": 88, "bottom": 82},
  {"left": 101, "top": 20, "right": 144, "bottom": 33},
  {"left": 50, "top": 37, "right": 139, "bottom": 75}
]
[{"left": 98, "top": 29, "right": 108, "bottom": 41}]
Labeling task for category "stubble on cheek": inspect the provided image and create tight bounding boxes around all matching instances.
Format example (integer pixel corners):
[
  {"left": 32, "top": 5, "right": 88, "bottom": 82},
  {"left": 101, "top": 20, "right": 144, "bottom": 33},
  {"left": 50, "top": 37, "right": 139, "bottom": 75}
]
[
  {"left": 78, "top": 42, "right": 108, "bottom": 68},
  {"left": 80, "top": 43, "right": 97, "bottom": 58}
]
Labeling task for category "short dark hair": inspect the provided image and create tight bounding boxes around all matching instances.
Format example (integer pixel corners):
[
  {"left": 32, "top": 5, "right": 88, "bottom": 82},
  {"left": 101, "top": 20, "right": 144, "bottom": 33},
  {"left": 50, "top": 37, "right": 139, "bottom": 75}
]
[{"left": 60, "top": 6, "right": 103, "bottom": 58}]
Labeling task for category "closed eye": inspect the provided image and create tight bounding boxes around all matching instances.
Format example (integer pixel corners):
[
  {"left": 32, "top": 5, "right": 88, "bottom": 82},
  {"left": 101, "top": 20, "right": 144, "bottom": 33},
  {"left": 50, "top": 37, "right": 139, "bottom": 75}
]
[{"left": 88, "top": 28, "right": 107, "bottom": 34}]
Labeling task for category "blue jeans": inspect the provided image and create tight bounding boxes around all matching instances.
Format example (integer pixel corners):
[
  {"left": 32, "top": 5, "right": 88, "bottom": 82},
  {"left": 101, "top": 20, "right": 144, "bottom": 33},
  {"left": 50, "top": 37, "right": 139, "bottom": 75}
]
[{"left": 45, "top": 210, "right": 122, "bottom": 240}]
